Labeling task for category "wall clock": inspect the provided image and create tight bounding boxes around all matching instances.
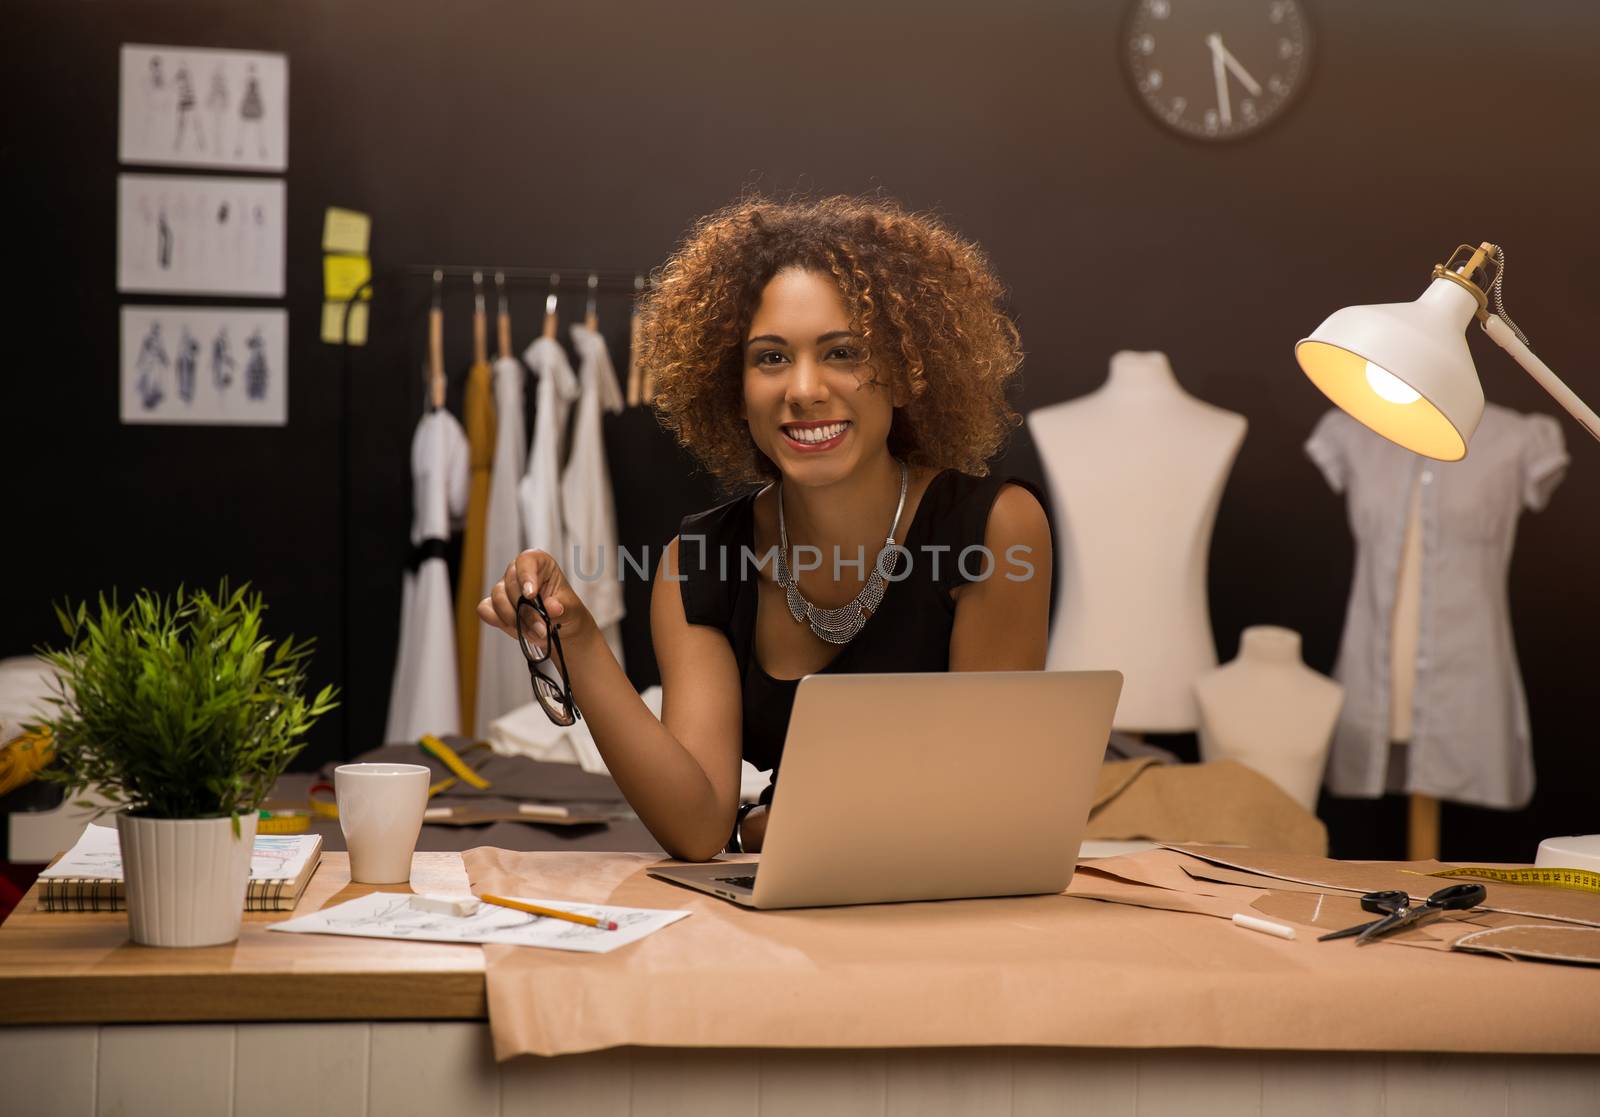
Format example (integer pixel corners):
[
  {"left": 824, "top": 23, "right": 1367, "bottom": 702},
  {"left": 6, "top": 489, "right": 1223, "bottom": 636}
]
[{"left": 1124, "top": 0, "right": 1313, "bottom": 141}]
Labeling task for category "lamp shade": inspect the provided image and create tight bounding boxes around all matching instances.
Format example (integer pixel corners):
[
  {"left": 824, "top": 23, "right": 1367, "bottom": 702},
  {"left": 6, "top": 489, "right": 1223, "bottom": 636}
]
[{"left": 1295, "top": 276, "right": 1485, "bottom": 460}]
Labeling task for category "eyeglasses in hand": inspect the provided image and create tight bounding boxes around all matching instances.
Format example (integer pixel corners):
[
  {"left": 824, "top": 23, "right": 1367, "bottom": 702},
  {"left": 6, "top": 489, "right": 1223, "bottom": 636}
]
[{"left": 516, "top": 594, "right": 580, "bottom": 727}]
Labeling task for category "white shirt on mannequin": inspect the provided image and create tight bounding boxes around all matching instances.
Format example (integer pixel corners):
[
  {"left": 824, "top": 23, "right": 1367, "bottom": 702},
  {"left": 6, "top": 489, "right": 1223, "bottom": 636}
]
[
  {"left": 1194, "top": 626, "right": 1343, "bottom": 810},
  {"left": 1027, "top": 351, "right": 1246, "bottom": 731}
]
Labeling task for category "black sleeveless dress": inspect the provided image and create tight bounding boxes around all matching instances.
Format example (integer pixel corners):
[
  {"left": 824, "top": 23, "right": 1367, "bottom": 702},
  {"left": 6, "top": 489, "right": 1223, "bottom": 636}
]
[{"left": 677, "top": 469, "right": 1048, "bottom": 806}]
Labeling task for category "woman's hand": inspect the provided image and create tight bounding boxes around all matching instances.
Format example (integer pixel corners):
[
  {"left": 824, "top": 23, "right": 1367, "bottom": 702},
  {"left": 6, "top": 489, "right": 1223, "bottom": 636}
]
[{"left": 477, "top": 549, "right": 596, "bottom": 656}]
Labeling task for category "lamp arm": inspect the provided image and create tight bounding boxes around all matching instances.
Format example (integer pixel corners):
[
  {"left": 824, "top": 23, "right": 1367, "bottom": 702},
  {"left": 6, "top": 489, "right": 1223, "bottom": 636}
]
[{"left": 1482, "top": 313, "right": 1600, "bottom": 445}]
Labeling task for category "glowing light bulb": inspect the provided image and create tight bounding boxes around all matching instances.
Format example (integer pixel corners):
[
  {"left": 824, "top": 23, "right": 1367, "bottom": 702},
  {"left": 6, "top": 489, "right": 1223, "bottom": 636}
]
[{"left": 1365, "top": 361, "right": 1421, "bottom": 405}]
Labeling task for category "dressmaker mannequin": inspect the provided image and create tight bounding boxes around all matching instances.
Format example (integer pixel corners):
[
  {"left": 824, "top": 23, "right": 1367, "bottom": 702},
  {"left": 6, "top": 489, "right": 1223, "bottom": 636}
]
[
  {"left": 1391, "top": 478, "right": 1438, "bottom": 860},
  {"left": 1027, "top": 351, "right": 1247, "bottom": 731},
  {"left": 1306, "top": 403, "right": 1565, "bottom": 844},
  {"left": 1194, "top": 626, "right": 1343, "bottom": 811}
]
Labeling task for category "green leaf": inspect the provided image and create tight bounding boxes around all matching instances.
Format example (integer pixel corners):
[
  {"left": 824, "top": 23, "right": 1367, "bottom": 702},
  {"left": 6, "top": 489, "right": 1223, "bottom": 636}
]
[{"left": 31, "top": 582, "right": 340, "bottom": 820}]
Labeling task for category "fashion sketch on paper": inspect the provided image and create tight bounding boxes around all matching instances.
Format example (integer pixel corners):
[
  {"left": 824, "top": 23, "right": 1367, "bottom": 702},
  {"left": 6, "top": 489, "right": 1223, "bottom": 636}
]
[
  {"left": 237, "top": 63, "right": 267, "bottom": 158},
  {"left": 141, "top": 56, "right": 168, "bottom": 150},
  {"left": 211, "top": 326, "right": 236, "bottom": 391},
  {"left": 206, "top": 65, "right": 229, "bottom": 155},
  {"left": 173, "top": 57, "right": 202, "bottom": 152},
  {"left": 135, "top": 322, "right": 170, "bottom": 410},
  {"left": 245, "top": 327, "right": 269, "bottom": 401},
  {"left": 157, "top": 205, "right": 173, "bottom": 270},
  {"left": 175, "top": 326, "right": 199, "bottom": 404}
]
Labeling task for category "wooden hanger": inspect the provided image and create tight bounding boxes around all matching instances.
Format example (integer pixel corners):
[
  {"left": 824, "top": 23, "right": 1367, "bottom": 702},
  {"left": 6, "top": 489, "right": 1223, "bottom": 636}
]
[
  {"left": 639, "top": 276, "right": 658, "bottom": 403},
  {"left": 472, "top": 271, "right": 488, "bottom": 367},
  {"left": 626, "top": 274, "right": 643, "bottom": 406},
  {"left": 495, "top": 272, "right": 512, "bottom": 360},
  {"left": 428, "top": 269, "right": 446, "bottom": 409},
  {"left": 542, "top": 273, "right": 559, "bottom": 340},
  {"left": 583, "top": 272, "right": 599, "bottom": 332}
]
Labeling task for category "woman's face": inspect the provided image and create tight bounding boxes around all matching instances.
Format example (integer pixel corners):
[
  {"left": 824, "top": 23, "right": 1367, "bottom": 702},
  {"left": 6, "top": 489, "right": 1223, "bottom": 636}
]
[{"left": 742, "top": 268, "right": 898, "bottom": 487}]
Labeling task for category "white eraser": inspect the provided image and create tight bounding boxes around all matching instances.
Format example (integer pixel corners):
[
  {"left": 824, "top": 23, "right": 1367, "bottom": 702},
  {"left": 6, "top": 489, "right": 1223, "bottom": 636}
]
[
  {"left": 1232, "top": 913, "right": 1296, "bottom": 940},
  {"left": 518, "top": 802, "right": 571, "bottom": 819},
  {"left": 409, "top": 894, "right": 481, "bottom": 917},
  {"left": 423, "top": 806, "right": 453, "bottom": 820}
]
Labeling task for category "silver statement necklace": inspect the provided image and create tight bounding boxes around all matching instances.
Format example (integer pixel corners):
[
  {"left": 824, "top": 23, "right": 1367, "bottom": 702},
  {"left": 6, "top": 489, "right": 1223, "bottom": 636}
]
[{"left": 776, "top": 459, "right": 909, "bottom": 645}]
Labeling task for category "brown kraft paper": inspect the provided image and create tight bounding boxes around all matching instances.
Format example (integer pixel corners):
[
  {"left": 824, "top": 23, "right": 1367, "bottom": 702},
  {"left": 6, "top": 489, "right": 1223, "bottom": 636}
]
[
  {"left": 1087, "top": 760, "right": 1328, "bottom": 855},
  {"left": 462, "top": 847, "right": 1600, "bottom": 1060}
]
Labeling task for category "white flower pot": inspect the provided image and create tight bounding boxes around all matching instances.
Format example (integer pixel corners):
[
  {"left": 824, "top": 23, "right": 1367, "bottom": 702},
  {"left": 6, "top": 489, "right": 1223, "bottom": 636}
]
[{"left": 116, "top": 810, "right": 257, "bottom": 947}]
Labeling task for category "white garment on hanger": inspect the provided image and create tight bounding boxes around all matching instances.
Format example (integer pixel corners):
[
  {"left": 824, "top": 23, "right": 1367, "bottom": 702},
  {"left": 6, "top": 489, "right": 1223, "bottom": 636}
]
[
  {"left": 486, "top": 685, "right": 662, "bottom": 774},
  {"left": 564, "top": 324, "right": 627, "bottom": 667},
  {"left": 475, "top": 354, "right": 533, "bottom": 734},
  {"left": 518, "top": 336, "right": 580, "bottom": 562},
  {"left": 485, "top": 685, "right": 772, "bottom": 799},
  {"left": 385, "top": 408, "right": 470, "bottom": 744}
]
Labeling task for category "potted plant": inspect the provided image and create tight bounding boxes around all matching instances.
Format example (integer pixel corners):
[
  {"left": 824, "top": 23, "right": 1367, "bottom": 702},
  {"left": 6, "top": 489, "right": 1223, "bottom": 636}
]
[{"left": 33, "top": 582, "right": 337, "bottom": 947}]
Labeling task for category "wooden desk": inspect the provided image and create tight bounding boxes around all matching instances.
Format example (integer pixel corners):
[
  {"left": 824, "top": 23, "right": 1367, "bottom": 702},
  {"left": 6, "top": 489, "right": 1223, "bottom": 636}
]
[
  {"left": 3, "top": 853, "right": 1597, "bottom": 1117},
  {"left": 0, "top": 853, "right": 485, "bottom": 1025}
]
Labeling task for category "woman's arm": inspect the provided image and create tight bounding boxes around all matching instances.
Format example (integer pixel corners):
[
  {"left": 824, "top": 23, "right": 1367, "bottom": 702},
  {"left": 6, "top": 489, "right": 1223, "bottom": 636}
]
[
  {"left": 948, "top": 483, "right": 1053, "bottom": 670},
  {"left": 479, "top": 539, "right": 743, "bottom": 861}
]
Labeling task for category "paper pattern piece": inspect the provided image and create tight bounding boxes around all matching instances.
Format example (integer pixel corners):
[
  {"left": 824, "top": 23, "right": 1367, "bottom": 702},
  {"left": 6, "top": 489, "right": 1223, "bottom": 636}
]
[
  {"left": 1171, "top": 844, "right": 1600, "bottom": 929},
  {"left": 38, "top": 822, "right": 318, "bottom": 883},
  {"left": 118, "top": 174, "right": 285, "bottom": 296},
  {"left": 322, "top": 207, "right": 371, "bottom": 255},
  {"left": 119, "top": 44, "right": 287, "bottom": 171},
  {"left": 122, "top": 305, "right": 287, "bottom": 426},
  {"left": 269, "top": 892, "right": 688, "bottom": 954},
  {"left": 1453, "top": 923, "right": 1600, "bottom": 967}
]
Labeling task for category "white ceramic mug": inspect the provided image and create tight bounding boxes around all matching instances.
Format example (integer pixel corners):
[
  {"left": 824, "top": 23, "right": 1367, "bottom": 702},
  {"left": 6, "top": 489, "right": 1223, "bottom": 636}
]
[{"left": 334, "top": 762, "right": 430, "bottom": 884}]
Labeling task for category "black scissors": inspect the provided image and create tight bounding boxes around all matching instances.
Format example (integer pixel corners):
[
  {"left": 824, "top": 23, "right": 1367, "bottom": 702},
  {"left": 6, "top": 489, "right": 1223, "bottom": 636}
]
[{"left": 1316, "top": 883, "right": 1486, "bottom": 945}]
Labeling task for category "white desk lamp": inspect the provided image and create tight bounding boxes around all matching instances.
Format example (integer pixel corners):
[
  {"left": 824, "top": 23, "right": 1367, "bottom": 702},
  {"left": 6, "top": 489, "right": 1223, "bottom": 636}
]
[
  {"left": 1295, "top": 242, "right": 1600, "bottom": 460},
  {"left": 1298, "top": 245, "right": 1600, "bottom": 869}
]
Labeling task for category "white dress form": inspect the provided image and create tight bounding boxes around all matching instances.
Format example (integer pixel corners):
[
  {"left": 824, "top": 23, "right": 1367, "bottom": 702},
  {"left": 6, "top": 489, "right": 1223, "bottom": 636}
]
[
  {"left": 1028, "top": 351, "right": 1247, "bottom": 731},
  {"left": 1194, "top": 626, "right": 1343, "bottom": 811}
]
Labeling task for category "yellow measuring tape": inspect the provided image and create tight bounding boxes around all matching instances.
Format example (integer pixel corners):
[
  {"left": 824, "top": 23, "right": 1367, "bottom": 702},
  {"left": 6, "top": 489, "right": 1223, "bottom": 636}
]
[
  {"left": 1424, "top": 865, "right": 1600, "bottom": 894},
  {"left": 304, "top": 738, "right": 494, "bottom": 819},
  {"left": 257, "top": 808, "right": 313, "bottom": 834},
  {"left": 419, "top": 735, "right": 493, "bottom": 790}
]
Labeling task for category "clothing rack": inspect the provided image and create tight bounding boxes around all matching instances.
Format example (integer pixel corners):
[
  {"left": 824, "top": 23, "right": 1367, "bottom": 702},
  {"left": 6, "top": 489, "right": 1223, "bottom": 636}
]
[
  {"left": 404, "top": 264, "right": 647, "bottom": 290},
  {"left": 334, "top": 260, "right": 650, "bottom": 760}
]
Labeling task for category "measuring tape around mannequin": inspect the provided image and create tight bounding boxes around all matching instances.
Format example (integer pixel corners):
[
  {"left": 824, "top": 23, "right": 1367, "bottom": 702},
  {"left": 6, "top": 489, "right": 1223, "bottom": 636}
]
[{"left": 1423, "top": 865, "right": 1600, "bottom": 894}]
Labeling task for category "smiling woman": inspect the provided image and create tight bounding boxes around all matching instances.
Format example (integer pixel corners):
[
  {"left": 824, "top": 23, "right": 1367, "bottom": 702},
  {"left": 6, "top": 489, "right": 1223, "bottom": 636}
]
[
  {"left": 642, "top": 195, "right": 1023, "bottom": 486},
  {"left": 479, "top": 194, "right": 1052, "bottom": 861}
]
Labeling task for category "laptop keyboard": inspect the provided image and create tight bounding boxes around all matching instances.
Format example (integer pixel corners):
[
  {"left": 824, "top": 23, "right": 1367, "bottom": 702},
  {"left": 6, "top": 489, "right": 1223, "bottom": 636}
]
[{"left": 714, "top": 875, "right": 757, "bottom": 890}]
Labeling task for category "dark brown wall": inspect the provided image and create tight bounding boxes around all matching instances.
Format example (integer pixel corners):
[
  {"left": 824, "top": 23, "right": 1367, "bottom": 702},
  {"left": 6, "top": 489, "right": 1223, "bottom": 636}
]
[{"left": 7, "top": 1, "right": 1596, "bottom": 861}]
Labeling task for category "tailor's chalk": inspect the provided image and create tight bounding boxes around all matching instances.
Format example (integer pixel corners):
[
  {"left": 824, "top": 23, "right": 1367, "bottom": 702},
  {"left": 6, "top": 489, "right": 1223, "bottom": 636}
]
[
  {"left": 1232, "top": 913, "right": 1296, "bottom": 940},
  {"left": 409, "top": 894, "right": 481, "bottom": 917},
  {"left": 517, "top": 802, "right": 571, "bottom": 819}
]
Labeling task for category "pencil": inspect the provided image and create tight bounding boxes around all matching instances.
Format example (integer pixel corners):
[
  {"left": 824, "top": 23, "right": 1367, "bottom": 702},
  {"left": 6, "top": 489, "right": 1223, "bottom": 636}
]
[{"left": 479, "top": 892, "right": 618, "bottom": 931}]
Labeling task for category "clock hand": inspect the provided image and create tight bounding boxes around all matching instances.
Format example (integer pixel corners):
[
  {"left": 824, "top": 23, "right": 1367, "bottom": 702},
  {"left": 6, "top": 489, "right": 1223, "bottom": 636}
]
[
  {"left": 1218, "top": 41, "right": 1263, "bottom": 97},
  {"left": 1207, "top": 33, "right": 1232, "bottom": 127}
]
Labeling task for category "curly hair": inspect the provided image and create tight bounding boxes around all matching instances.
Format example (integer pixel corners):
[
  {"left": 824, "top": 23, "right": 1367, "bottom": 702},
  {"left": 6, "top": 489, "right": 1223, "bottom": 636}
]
[{"left": 638, "top": 194, "right": 1024, "bottom": 488}]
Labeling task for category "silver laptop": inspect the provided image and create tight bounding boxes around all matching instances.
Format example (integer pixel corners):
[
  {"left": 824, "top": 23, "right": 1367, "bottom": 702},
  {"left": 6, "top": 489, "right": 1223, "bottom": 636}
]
[{"left": 648, "top": 669, "right": 1122, "bottom": 909}]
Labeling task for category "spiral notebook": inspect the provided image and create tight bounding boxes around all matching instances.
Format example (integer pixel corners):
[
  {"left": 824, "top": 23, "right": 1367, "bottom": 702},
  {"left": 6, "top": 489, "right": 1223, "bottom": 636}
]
[{"left": 37, "top": 823, "right": 323, "bottom": 912}]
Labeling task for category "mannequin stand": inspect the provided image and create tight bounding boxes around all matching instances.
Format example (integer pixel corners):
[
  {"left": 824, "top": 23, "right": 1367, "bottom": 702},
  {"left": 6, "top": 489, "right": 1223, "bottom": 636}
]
[{"left": 1408, "top": 792, "right": 1440, "bottom": 861}]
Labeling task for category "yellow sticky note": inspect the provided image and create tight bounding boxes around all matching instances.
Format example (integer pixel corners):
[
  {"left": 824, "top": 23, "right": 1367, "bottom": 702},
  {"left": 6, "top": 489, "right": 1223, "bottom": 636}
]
[
  {"left": 322, "top": 207, "right": 371, "bottom": 255},
  {"left": 324, "top": 254, "right": 373, "bottom": 301},
  {"left": 321, "top": 300, "right": 369, "bottom": 345}
]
